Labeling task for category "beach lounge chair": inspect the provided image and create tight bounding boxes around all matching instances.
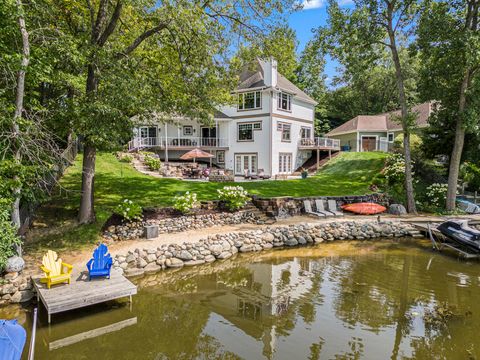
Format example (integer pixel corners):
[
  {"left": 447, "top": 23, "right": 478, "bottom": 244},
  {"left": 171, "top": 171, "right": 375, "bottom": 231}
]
[
  {"left": 327, "top": 199, "right": 344, "bottom": 217},
  {"left": 87, "top": 244, "right": 113, "bottom": 280},
  {"left": 315, "top": 199, "right": 335, "bottom": 217},
  {"left": 303, "top": 200, "right": 325, "bottom": 217},
  {"left": 40, "top": 250, "right": 73, "bottom": 289}
]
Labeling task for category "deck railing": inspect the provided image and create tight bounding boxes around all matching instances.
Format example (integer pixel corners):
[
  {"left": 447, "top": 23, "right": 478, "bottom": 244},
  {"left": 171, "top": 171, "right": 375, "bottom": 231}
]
[
  {"left": 128, "top": 136, "right": 228, "bottom": 151},
  {"left": 298, "top": 137, "right": 341, "bottom": 150}
]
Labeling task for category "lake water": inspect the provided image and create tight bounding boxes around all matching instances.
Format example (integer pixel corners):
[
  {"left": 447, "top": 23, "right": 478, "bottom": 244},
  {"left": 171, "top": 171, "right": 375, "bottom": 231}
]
[{"left": 3, "top": 239, "right": 480, "bottom": 359}]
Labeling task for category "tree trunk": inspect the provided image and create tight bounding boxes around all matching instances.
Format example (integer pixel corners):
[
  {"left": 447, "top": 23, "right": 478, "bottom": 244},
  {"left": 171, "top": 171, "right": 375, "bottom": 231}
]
[
  {"left": 78, "top": 144, "right": 97, "bottom": 223},
  {"left": 446, "top": 72, "right": 470, "bottom": 210},
  {"left": 78, "top": 63, "right": 98, "bottom": 223},
  {"left": 387, "top": 22, "right": 416, "bottom": 213},
  {"left": 11, "top": 0, "right": 31, "bottom": 256}
]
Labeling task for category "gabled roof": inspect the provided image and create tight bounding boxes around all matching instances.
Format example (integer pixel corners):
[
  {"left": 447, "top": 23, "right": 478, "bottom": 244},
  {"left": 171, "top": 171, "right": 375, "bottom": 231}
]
[
  {"left": 213, "top": 109, "right": 231, "bottom": 119},
  {"left": 327, "top": 102, "right": 433, "bottom": 136},
  {"left": 237, "top": 59, "right": 317, "bottom": 104}
]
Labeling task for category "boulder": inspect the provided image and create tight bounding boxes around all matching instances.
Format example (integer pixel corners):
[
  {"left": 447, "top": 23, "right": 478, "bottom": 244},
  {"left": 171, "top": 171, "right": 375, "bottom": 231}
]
[
  {"left": 217, "top": 251, "right": 232, "bottom": 260},
  {"left": 261, "top": 233, "right": 275, "bottom": 242},
  {"left": 166, "top": 258, "right": 184, "bottom": 268},
  {"left": 177, "top": 250, "right": 193, "bottom": 261},
  {"left": 204, "top": 255, "right": 216, "bottom": 263},
  {"left": 144, "top": 263, "right": 162, "bottom": 274},
  {"left": 5, "top": 257, "right": 25, "bottom": 273},
  {"left": 124, "top": 268, "right": 145, "bottom": 278},
  {"left": 389, "top": 204, "right": 407, "bottom": 216}
]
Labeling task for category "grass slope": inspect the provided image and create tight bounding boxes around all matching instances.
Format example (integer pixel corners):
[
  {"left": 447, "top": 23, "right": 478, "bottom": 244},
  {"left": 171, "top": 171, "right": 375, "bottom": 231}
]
[{"left": 28, "top": 151, "right": 386, "bottom": 252}]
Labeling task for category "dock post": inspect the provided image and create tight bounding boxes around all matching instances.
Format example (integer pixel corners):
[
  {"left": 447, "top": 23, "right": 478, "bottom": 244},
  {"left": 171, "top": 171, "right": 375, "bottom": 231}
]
[
  {"left": 48, "top": 312, "right": 51, "bottom": 324},
  {"left": 316, "top": 149, "right": 320, "bottom": 171}
]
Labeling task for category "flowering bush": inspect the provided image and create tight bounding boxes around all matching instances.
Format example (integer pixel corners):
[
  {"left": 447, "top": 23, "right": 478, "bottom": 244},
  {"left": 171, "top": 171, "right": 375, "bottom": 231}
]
[
  {"left": 383, "top": 153, "right": 412, "bottom": 185},
  {"left": 217, "top": 186, "right": 250, "bottom": 211},
  {"left": 144, "top": 155, "right": 161, "bottom": 171},
  {"left": 115, "top": 199, "right": 143, "bottom": 222},
  {"left": 425, "top": 183, "right": 449, "bottom": 209},
  {"left": 173, "top": 192, "right": 199, "bottom": 214}
]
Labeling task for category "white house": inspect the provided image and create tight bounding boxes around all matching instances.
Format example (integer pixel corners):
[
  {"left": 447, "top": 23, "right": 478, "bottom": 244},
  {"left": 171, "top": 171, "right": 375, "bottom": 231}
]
[{"left": 129, "top": 58, "right": 340, "bottom": 177}]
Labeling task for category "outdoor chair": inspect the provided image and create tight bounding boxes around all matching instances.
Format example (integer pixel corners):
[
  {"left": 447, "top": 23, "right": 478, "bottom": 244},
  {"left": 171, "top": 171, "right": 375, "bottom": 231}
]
[
  {"left": 303, "top": 200, "right": 325, "bottom": 218},
  {"left": 258, "top": 169, "right": 271, "bottom": 180},
  {"left": 327, "top": 199, "right": 344, "bottom": 217},
  {"left": 314, "top": 199, "right": 335, "bottom": 217},
  {"left": 87, "top": 244, "right": 113, "bottom": 280},
  {"left": 40, "top": 250, "right": 73, "bottom": 289}
]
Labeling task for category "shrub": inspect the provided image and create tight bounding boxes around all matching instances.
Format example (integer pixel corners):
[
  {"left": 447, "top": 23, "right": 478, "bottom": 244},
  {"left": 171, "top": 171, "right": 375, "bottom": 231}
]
[
  {"left": 383, "top": 153, "right": 408, "bottom": 185},
  {"left": 425, "top": 183, "right": 449, "bottom": 209},
  {"left": 217, "top": 186, "right": 250, "bottom": 211},
  {"left": 119, "top": 153, "right": 134, "bottom": 163},
  {"left": 0, "top": 199, "right": 22, "bottom": 271},
  {"left": 115, "top": 199, "right": 143, "bottom": 222},
  {"left": 460, "top": 162, "right": 480, "bottom": 191},
  {"left": 173, "top": 192, "right": 199, "bottom": 214},
  {"left": 144, "top": 155, "right": 161, "bottom": 171}
]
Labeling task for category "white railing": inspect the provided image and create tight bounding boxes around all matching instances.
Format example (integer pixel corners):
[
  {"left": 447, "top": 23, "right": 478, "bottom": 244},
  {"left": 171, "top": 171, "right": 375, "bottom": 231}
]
[
  {"left": 128, "top": 136, "right": 228, "bottom": 151},
  {"left": 298, "top": 137, "right": 341, "bottom": 150}
]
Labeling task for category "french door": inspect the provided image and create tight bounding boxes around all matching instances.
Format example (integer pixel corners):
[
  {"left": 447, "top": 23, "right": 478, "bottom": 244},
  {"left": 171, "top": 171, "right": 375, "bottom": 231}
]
[
  {"left": 139, "top": 126, "right": 157, "bottom": 146},
  {"left": 235, "top": 154, "right": 257, "bottom": 175},
  {"left": 278, "top": 153, "right": 292, "bottom": 174}
]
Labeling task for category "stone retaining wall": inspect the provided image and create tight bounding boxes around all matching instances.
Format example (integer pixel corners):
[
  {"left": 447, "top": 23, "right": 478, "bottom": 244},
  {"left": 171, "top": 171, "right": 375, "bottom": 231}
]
[
  {"left": 104, "top": 210, "right": 259, "bottom": 241},
  {"left": 0, "top": 271, "right": 35, "bottom": 306},
  {"left": 114, "top": 220, "right": 419, "bottom": 278},
  {"left": 252, "top": 193, "right": 389, "bottom": 218}
]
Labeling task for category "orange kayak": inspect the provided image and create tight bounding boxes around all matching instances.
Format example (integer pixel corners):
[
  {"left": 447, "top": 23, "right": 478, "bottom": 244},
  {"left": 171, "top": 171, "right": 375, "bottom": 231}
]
[{"left": 341, "top": 202, "right": 386, "bottom": 215}]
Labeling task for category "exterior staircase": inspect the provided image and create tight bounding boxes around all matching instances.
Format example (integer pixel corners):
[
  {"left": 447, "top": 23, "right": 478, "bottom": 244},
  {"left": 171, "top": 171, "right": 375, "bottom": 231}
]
[{"left": 295, "top": 151, "right": 341, "bottom": 174}]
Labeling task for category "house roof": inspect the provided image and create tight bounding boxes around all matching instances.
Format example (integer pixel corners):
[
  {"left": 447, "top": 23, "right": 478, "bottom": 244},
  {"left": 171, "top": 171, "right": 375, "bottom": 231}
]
[
  {"left": 237, "top": 59, "right": 317, "bottom": 104},
  {"left": 213, "top": 109, "right": 231, "bottom": 119},
  {"left": 326, "top": 102, "right": 433, "bottom": 136}
]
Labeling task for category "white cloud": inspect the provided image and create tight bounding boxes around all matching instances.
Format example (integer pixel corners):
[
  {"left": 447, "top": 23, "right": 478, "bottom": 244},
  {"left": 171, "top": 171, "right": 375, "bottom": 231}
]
[
  {"left": 300, "top": 0, "right": 353, "bottom": 10},
  {"left": 301, "top": 0, "right": 325, "bottom": 10}
]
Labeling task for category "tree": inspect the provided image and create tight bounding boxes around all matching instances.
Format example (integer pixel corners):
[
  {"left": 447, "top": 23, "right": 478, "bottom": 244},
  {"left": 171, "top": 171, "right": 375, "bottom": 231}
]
[
  {"left": 233, "top": 24, "right": 299, "bottom": 82},
  {"left": 417, "top": 0, "right": 480, "bottom": 210},
  {"left": 320, "top": 0, "right": 420, "bottom": 213},
  {"left": 41, "top": 0, "right": 294, "bottom": 224}
]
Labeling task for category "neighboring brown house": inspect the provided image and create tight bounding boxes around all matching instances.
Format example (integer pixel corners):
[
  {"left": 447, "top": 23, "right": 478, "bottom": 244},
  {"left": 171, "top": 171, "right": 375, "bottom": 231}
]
[{"left": 326, "top": 102, "right": 433, "bottom": 152}]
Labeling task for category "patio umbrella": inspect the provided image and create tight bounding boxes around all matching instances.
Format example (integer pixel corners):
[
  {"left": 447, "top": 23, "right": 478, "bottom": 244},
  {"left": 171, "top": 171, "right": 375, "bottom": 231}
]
[{"left": 180, "top": 148, "right": 214, "bottom": 164}]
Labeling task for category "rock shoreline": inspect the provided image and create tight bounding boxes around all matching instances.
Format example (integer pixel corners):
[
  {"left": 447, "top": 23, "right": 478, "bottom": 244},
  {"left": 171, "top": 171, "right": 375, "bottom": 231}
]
[
  {"left": 103, "top": 210, "right": 260, "bottom": 241},
  {"left": 113, "top": 220, "right": 420, "bottom": 278}
]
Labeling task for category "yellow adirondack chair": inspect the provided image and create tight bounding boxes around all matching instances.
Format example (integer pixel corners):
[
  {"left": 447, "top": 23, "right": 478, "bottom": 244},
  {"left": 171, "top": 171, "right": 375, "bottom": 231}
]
[{"left": 40, "top": 250, "right": 73, "bottom": 289}]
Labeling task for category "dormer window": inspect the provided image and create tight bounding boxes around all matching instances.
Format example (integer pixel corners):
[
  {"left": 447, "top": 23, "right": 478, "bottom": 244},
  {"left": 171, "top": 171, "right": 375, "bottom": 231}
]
[
  {"left": 278, "top": 92, "right": 292, "bottom": 111},
  {"left": 238, "top": 91, "right": 261, "bottom": 110}
]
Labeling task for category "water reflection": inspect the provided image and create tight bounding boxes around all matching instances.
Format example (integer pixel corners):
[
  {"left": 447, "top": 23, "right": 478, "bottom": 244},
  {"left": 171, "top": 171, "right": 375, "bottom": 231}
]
[{"left": 3, "top": 240, "right": 480, "bottom": 359}]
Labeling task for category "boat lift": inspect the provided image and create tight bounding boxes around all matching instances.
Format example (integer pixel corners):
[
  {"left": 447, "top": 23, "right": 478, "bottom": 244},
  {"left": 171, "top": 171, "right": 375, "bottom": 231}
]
[{"left": 414, "top": 221, "right": 480, "bottom": 259}]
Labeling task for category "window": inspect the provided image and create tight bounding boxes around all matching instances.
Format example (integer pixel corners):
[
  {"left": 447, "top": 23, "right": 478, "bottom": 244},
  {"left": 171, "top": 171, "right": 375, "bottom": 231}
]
[
  {"left": 238, "top": 123, "right": 253, "bottom": 141},
  {"left": 217, "top": 150, "right": 225, "bottom": 163},
  {"left": 278, "top": 92, "right": 292, "bottom": 111},
  {"left": 238, "top": 91, "right": 262, "bottom": 110},
  {"left": 277, "top": 122, "right": 291, "bottom": 142},
  {"left": 237, "top": 122, "right": 261, "bottom": 141},
  {"left": 387, "top": 133, "right": 394, "bottom": 142},
  {"left": 300, "top": 127, "right": 311, "bottom": 139},
  {"left": 279, "top": 153, "right": 292, "bottom": 173},
  {"left": 183, "top": 126, "right": 193, "bottom": 136}
]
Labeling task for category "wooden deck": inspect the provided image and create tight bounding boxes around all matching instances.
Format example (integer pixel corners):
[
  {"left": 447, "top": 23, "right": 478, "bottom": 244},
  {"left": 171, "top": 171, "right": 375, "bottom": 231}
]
[{"left": 32, "top": 269, "right": 137, "bottom": 323}]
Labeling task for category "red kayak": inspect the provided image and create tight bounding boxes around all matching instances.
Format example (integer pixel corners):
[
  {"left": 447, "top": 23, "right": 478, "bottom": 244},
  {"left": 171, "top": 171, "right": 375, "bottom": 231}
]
[{"left": 341, "top": 202, "right": 386, "bottom": 215}]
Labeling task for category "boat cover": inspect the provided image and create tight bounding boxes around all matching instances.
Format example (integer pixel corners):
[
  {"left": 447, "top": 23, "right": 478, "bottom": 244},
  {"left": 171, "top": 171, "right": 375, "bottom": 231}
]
[
  {"left": 437, "top": 220, "right": 480, "bottom": 252},
  {"left": 0, "top": 319, "right": 26, "bottom": 360},
  {"left": 457, "top": 199, "right": 480, "bottom": 214}
]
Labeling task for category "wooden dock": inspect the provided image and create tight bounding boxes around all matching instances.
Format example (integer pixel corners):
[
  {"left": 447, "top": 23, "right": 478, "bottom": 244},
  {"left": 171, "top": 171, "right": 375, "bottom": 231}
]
[{"left": 32, "top": 269, "right": 137, "bottom": 323}]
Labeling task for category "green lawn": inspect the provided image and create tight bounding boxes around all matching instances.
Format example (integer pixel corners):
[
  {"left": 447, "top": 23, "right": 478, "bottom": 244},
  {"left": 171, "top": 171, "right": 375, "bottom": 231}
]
[{"left": 27, "top": 151, "right": 386, "bottom": 252}]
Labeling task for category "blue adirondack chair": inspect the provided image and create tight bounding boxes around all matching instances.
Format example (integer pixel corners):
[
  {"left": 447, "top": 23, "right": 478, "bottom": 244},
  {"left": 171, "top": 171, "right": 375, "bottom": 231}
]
[{"left": 86, "top": 244, "right": 112, "bottom": 280}]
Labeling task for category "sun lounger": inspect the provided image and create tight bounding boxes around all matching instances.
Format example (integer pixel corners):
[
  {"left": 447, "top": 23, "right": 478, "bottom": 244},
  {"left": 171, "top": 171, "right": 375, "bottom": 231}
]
[
  {"left": 315, "top": 199, "right": 335, "bottom": 217},
  {"left": 303, "top": 200, "right": 325, "bottom": 217},
  {"left": 327, "top": 199, "right": 344, "bottom": 217}
]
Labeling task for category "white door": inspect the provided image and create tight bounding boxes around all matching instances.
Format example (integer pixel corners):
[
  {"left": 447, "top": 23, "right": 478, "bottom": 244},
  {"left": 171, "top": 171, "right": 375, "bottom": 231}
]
[
  {"left": 235, "top": 154, "right": 257, "bottom": 175},
  {"left": 278, "top": 153, "right": 292, "bottom": 174}
]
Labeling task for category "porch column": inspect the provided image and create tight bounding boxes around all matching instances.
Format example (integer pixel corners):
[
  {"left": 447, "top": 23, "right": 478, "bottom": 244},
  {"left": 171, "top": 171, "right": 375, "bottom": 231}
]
[
  {"left": 215, "top": 119, "right": 218, "bottom": 147},
  {"left": 164, "top": 123, "right": 169, "bottom": 163},
  {"left": 316, "top": 149, "right": 320, "bottom": 171},
  {"left": 329, "top": 149, "right": 331, "bottom": 160}
]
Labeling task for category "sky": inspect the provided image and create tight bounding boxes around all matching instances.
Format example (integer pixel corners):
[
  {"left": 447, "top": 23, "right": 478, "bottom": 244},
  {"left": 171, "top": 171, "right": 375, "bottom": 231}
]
[{"left": 288, "top": 0, "right": 353, "bottom": 83}]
